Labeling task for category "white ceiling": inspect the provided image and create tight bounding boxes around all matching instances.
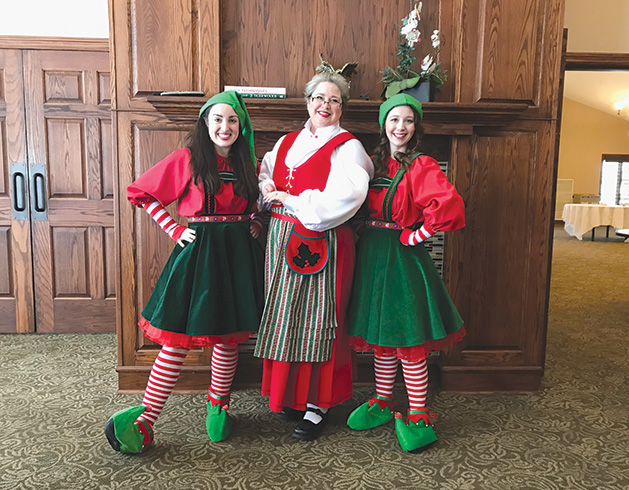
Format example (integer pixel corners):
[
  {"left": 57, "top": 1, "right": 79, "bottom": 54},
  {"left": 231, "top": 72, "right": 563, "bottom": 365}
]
[{"left": 564, "top": 71, "right": 629, "bottom": 119}]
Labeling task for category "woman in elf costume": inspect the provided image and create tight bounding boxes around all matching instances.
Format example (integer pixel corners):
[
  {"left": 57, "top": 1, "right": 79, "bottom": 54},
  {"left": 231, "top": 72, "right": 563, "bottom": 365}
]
[
  {"left": 104, "top": 91, "right": 264, "bottom": 453},
  {"left": 256, "top": 71, "right": 373, "bottom": 441},
  {"left": 346, "top": 94, "right": 466, "bottom": 452}
]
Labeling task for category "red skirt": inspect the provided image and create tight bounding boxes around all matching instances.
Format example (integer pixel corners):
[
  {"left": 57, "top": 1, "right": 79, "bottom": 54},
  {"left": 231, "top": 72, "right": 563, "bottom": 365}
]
[{"left": 261, "top": 225, "right": 355, "bottom": 412}]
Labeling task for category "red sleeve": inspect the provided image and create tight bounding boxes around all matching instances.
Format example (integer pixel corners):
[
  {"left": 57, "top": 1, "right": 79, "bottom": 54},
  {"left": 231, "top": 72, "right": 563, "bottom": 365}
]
[
  {"left": 406, "top": 155, "right": 465, "bottom": 234},
  {"left": 127, "top": 148, "right": 194, "bottom": 207}
]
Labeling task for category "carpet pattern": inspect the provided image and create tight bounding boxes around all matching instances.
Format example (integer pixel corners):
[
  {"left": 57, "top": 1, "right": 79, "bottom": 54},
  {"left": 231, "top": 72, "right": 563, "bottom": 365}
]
[{"left": 0, "top": 226, "right": 627, "bottom": 490}]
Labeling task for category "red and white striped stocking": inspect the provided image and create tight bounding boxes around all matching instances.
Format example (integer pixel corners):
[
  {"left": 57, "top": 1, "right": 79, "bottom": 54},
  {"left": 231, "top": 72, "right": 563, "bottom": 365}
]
[
  {"left": 136, "top": 346, "right": 189, "bottom": 429},
  {"left": 401, "top": 358, "right": 434, "bottom": 425},
  {"left": 207, "top": 344, "right": 239, "bottom": 408},
  {"left": 401, "top": 358, "right": 428, "bottom": 409},
  {"left": 374, "top": 354, "right": 399, "bottom": 400}
]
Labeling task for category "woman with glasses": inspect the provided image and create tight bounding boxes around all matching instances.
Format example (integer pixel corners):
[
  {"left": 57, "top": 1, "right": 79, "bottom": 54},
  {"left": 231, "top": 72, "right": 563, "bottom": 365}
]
[{"left": 255, "top": 71, "right": 373, "bottom": 441}]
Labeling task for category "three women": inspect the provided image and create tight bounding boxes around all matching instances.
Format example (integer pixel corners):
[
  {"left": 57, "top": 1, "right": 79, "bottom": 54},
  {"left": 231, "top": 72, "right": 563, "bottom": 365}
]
[{"left": 107, "top": 86, "right": 465, "bottom": 453}]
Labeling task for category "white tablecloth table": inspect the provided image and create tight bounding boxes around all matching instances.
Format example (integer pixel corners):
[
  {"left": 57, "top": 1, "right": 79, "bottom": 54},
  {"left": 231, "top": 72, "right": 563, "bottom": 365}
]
[{"left": 562, "top": 204, "right": 629, "bottom": 240}]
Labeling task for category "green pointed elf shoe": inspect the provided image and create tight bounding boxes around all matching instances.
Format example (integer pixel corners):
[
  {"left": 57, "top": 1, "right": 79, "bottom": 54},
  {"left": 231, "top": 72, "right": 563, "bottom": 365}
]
[
  {"left": 395, "top": 409, "right": 438, "bottom": 453},
  {"left": 205, "top": 391, "right": 233, "bottom": 442},
  {"left": 104, "top": 405, "right": 154, "bottom": 454},
  {"left": 347, "top": 395, "right": 395, "bottom": 430}
]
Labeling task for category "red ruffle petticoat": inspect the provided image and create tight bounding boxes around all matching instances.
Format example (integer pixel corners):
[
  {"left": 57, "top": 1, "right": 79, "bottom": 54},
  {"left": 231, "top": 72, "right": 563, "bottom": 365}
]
[
  {"left": 139, "top": 317, "right": 254, "bottom": 349},
  {"left": 349, "top": 326, "right": 466, "bottom": 362}
]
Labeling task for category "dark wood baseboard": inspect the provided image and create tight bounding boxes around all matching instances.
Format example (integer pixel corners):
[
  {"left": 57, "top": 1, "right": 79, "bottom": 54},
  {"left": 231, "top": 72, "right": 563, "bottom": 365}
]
[
  {"left": 116, "top": 354, "right": 441, "bottom": 394},
  {"left": 440, "top": 366, "right": 543, "bottom": 393}
]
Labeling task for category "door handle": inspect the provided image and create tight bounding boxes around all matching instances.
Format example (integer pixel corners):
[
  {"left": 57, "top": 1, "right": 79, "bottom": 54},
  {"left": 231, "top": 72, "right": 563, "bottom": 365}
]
[
  {"left": 29, "top": 164, "right": 48, "bottom": 221},
  {"left": 10, "top": 163, "right": 29, "bottom": 220}
]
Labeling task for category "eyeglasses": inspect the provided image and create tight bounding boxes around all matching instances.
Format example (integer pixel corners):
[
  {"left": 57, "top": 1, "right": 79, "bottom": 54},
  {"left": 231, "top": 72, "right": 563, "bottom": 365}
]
[{"left": 310, "top": 95, "right": 342, "bottom": 107}]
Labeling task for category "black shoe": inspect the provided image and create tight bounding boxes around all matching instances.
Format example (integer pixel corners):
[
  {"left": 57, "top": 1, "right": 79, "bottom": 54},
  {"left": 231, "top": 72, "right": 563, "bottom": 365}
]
[
  {"left": 292, "top": 407, "right": 328, "bottom": 441},
  {"left": 278, "top": 406, "right": 305, "bottom": 422}
]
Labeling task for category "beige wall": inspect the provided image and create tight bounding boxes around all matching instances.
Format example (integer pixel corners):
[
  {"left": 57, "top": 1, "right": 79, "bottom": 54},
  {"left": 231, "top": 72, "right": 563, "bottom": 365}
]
[
  {"left": 558, "top": 98, "right": 629, "bottom": 195},
  {"left": 564, "top": 0, "right": 629, "bottom": 52}
]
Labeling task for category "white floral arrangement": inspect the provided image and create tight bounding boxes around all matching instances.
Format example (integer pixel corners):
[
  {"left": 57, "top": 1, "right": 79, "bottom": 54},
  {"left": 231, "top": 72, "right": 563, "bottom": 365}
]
[{"left": 381, "top": 2, "right": 446, "bottom": 99}]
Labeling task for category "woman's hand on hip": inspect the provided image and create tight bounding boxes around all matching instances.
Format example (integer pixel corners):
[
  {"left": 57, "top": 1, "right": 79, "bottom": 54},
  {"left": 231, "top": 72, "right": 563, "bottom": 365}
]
[{"left": 177, "top": 227, "right": 197, "bottom": 247}]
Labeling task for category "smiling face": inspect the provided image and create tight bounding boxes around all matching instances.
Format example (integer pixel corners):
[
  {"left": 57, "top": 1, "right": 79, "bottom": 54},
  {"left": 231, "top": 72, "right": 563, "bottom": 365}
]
[
  {"left": 205, "top": 103, "right": 239, "bottom": 156},
  {"left": 385, "top": 105, "right": 416, "bottom": 155},
  {"left": 306, "top": 82, "right": 343, "bottom": 131}
]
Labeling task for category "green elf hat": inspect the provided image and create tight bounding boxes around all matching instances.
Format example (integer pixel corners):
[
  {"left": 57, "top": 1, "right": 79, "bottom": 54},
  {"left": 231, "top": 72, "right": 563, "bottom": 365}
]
[
  {"left": 378, "top": 93, "right": 423, "bottom": 128},
  {"left": 198, "top": 90, "right": 257, "bottom": 167}
]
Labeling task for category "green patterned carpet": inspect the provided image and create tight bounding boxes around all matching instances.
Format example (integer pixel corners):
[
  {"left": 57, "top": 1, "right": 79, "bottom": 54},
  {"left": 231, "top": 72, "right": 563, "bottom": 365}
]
[{"left": 1, "top": 226, "right": 627, "bottom": 490}]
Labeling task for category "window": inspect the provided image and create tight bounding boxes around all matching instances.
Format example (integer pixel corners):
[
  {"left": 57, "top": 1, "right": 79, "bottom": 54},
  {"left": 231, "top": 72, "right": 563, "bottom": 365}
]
[{"left": 600, "top": 155, "right": 629, "bottom": 206}]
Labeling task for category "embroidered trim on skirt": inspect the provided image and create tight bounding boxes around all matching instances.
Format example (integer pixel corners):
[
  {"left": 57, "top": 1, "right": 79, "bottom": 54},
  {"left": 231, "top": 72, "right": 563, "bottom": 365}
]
[{"left": 139, "top": 220, "right": 264, "bottom": 349}]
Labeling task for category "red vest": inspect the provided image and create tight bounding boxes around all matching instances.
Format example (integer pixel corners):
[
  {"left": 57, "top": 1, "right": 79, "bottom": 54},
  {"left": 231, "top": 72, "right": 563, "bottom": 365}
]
[{"left": 272, "top": 130, "right": 356, "bottom": 195}]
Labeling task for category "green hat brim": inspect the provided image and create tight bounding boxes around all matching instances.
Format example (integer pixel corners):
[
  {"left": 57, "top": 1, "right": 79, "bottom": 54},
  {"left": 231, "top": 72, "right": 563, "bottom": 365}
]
[{"left": 378, "top": 93, "right": 423, "bottom": 128}]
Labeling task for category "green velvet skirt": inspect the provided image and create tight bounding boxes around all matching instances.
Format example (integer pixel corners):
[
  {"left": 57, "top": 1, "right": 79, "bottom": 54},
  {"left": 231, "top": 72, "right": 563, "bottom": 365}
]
[
  {"left": 140, "top": 221, "right": 264, "bottom": 348},
  {"left": 347, "top": 227, "right": 464, "bottom": 351}
]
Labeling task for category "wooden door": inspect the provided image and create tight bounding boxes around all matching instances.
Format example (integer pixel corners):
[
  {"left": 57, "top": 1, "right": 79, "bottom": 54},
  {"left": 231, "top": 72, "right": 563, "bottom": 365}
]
[
  {"left": 23, "top": 50, "right": 115, "bottom": 333},
  {"left": 0, "top": 49, "right": 35, "bottom": 333}
]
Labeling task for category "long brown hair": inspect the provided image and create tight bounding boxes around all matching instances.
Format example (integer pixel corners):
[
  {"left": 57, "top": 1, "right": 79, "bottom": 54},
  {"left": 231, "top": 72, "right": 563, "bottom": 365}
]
[
  {"left": 186, "top": 116, "right": 259, "bottom": 203},
  {"left": 372, "top": 105, "right": 424, "bottom": 178}
]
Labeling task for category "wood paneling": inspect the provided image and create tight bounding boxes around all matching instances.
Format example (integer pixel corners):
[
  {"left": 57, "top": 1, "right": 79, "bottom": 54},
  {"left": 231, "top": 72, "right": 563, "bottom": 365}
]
[
  {"left": 221, "top": 0, "right": 438, "bottom": 100},
  {"left": 478, "top": 1, "right": 540, "bottom": 103},
  {"left": 132, "top": 0, "right": 195, "bottom": 94},
  {"left": 109, "top": 0, "right": 220, "bottom": 110},
  {"left": 442, "top": 120, "right": 560, "bottom": 390},
  {"left": 116, "top": 111, "right": 210, "bottom": 369},
  {"left": 24, "top": 49, "right": 114, "bottom": 333},
  {"left": 111, "top": 0, "right": 442, "bottom": 107},
  {"left": 451, "top": 0, "right": 564, "bottom": 117}
]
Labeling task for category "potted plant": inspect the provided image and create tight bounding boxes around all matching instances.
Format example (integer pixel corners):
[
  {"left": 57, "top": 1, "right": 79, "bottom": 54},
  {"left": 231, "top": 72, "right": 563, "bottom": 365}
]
[{"left": 381, "top": 2, "right": 446, "bottom": 101}]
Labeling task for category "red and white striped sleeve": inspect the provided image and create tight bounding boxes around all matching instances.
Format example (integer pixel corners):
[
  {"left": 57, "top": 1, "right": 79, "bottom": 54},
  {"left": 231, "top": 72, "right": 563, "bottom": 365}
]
[
  {"left": 400, "top": 225, "right": 433, "bottom": 246},
  {"left": 143, "top": 199, "right": 186, "bottom": 243}
]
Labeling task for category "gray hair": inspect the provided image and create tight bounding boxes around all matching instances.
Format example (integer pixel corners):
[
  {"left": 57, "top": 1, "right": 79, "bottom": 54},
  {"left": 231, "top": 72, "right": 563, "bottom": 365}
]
[{"left": 303, "top": 72, "right": 350, "bottom": 106}]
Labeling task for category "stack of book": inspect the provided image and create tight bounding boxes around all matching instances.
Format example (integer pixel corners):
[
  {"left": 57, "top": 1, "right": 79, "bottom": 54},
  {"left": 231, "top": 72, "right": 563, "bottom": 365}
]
[{"left": 224, "top": 85, "right": 286, "bottom": 99}]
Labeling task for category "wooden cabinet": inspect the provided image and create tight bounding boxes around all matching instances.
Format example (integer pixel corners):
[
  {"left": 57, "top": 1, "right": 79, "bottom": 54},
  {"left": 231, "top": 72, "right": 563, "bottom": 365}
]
[
  {"left": 110, "top": 0, "right": 566, "bottom": 393},
  {"left": 0, "top": 40, "right": 114, "bottom": 334}
]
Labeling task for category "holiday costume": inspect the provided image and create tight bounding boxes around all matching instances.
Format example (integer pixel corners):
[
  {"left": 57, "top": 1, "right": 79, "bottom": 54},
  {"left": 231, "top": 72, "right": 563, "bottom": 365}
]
[
  {"left": 105, "top": 91, "right": 262, "bottom": 453},
  {"left": 255, "top": 120, "right": 372, "bottom": 416},
  {"left": 347, "top": 153, "right": 465, "bottom": 357},
  {"left": 346, "top": 93, "right": 465, "bottom": 452},
  {"left": 127, "top": 147, "right": 263, "bottom": 347}
]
